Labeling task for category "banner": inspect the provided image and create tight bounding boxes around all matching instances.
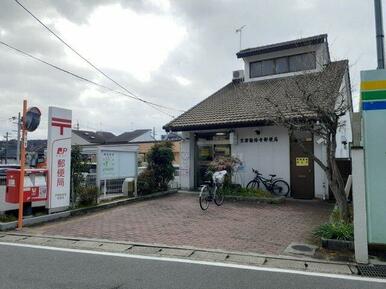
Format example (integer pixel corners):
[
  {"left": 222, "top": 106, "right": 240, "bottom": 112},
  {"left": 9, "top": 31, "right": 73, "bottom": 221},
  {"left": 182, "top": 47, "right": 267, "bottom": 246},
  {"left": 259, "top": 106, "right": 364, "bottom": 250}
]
[{"left": 47, "top": 106, "right": 72, "bottom": 210}]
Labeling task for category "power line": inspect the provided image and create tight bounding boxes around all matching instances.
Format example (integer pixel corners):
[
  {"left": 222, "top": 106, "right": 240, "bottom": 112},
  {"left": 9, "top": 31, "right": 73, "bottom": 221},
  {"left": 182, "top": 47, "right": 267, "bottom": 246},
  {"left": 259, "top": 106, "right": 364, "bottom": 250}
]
[
  {"left": 0, "top": 39, "right": 176, "bottom": 118},
  {"left": 13, "top": 0, "right": 184, "bottom": 115}
]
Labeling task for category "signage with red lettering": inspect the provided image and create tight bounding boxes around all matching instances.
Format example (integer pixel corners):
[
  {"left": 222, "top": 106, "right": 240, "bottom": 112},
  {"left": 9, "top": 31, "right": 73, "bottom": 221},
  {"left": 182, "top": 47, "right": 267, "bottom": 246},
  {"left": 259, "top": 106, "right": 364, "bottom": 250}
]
[{"left": 47, "top": 107, "right": 72, "bottom": 210}]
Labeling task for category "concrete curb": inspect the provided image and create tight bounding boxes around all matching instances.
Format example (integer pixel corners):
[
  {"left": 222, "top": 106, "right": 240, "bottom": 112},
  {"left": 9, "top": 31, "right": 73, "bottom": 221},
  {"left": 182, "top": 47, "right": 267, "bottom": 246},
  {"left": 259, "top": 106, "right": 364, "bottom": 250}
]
[
  {"left": 3, "top": 231, "right": 355, "bottom": 266},
  {"left": 0, "top": 232, "right": 357, "bottom": 275},
  {"left": 0, "top": 190, "right": 177, "bottom": 231}
]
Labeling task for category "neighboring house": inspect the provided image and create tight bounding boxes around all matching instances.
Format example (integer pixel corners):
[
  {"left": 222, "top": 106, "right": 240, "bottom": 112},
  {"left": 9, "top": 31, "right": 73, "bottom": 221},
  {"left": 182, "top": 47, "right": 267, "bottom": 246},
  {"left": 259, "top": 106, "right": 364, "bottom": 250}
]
[
  {"left": 163, "top": 34, "right": 352, "bottom": 200},
  {"left": 72, "top": 130, "right": 114, "bottom": 146},
  {"left": 0, "top": 139, "right": 47, "bottom": 166},
  {"left": 72, "top": 129, "right": 153, "bottom": 146},
  {"left": 106, "top": 129, "right": 153, "bottom": 144},
  {"left": 136, "top": 140, "right": 181, "bottom": 166}
]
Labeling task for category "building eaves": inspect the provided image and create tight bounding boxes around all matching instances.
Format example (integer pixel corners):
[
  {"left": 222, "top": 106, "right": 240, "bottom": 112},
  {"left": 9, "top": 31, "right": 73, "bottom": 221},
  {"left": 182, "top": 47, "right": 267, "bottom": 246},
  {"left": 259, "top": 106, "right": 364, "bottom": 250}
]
[{"left": 236, "top": 34, "right": 327, "bottom": 58}]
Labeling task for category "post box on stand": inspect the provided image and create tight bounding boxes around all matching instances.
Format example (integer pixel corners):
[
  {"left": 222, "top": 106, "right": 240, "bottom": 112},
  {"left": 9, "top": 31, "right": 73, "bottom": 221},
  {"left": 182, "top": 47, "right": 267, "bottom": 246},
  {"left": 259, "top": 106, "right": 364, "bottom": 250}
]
[{"left": 6, "top": 169, "right": 48, "bottom": 204}]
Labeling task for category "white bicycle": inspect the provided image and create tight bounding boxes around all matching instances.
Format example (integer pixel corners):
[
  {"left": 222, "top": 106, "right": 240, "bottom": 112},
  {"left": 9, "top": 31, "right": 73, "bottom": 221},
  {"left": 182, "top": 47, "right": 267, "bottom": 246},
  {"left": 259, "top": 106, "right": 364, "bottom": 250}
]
[{"left": 199, "top": 170, "right": 227, "bottom": 210}]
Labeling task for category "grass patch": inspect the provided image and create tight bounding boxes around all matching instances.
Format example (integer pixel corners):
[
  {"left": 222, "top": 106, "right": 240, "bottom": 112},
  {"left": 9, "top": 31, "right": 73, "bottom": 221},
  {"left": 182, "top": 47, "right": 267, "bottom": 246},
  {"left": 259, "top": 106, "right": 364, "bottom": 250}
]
[
  {"left": 0, "top": 214, "right": 17, "bottom": 223},
  {"left": 99, "top": 196, "right": 129, "bottom": 204},
  {"left": 313, "top": 221, "right": 354, "bottom": 241},
  {"left": 222, "top": 186, "right": 273, "bottom": 198}
]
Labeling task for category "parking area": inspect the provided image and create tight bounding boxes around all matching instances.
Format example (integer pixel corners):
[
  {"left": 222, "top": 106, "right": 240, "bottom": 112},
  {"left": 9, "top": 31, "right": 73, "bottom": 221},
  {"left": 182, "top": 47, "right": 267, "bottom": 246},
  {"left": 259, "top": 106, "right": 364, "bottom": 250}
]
[{"left": 23, "top": 193, "right": 333, "bottom": 255}]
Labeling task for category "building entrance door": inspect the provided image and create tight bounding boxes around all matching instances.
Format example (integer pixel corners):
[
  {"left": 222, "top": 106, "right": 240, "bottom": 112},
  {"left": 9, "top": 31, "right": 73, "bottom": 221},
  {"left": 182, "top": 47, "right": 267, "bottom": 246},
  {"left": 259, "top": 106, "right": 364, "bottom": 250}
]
[
  {"left": 290, "top": 132, "right": 314, "bottom": 199},
  {"left": 195, "top": 132, "right": 231, "bottom": 187}
]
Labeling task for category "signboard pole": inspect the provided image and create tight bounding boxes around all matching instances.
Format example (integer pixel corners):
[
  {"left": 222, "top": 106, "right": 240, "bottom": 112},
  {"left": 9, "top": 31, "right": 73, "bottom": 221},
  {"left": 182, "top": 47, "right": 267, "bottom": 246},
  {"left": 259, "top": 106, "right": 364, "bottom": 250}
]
[{"left": 17, "top": 100, "right": 27, "bottom": 230}]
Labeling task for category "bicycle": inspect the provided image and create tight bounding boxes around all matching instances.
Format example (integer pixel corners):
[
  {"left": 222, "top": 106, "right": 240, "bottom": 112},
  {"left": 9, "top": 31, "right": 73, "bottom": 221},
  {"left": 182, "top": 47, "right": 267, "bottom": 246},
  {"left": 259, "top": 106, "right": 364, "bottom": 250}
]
[
  {"left": 246, "top": 169, "right": 290, "bottom": 196},
  {"left": 199, "top": 170, "right": 227, "bottom": 210}
]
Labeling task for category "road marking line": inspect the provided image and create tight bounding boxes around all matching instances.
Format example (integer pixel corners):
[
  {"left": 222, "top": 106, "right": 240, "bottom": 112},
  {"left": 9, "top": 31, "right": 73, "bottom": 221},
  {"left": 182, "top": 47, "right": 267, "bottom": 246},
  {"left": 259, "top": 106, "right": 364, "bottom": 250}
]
[{"left": 0, "top": 242, "right": 385, "bottom": 283}]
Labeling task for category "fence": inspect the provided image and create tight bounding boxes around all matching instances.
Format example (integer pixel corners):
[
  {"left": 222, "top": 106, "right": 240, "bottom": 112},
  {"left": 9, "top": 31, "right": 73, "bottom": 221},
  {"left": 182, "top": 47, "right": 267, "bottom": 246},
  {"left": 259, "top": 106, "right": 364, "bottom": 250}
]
[{"left": 0, "top": 176, "right": 6, "bottom": 186}]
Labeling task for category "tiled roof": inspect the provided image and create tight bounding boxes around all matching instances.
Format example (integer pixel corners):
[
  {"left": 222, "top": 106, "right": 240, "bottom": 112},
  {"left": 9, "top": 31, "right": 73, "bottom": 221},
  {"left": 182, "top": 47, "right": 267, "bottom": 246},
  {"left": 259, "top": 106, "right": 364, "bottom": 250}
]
[
  {"left": 72, "top": 130, "right": 107, "bottom": 144},
  {"left": 106, "top": 129, "right": 151, "bottom": 144},
  {"left": 164, "top": 60, "right": 348, "bottom": 132}
]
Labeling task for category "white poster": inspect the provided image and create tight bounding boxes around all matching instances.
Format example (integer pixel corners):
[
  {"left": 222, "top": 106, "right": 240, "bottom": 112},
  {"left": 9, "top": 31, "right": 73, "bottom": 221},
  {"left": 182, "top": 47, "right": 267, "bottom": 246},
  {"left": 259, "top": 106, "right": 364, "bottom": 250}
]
[
  {"left": 97, "top": 147, "right": 137, "bottom": 180},
  {"left": 47, "top": 106, "right": 72, "bottom": 210}
]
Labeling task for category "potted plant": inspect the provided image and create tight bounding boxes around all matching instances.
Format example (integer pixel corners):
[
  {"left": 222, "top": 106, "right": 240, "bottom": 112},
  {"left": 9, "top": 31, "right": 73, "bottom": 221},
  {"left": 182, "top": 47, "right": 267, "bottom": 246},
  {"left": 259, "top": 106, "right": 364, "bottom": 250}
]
[{"left": 313, "top": 221, "right": 354, "bottom": 250}]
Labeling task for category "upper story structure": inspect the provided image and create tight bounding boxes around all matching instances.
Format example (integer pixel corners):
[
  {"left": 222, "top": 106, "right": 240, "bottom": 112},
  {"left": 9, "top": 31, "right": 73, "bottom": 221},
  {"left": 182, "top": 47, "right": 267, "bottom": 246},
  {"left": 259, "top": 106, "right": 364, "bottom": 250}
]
[{"left": 237, "top": 34, "right": 330, "bottom": 82}]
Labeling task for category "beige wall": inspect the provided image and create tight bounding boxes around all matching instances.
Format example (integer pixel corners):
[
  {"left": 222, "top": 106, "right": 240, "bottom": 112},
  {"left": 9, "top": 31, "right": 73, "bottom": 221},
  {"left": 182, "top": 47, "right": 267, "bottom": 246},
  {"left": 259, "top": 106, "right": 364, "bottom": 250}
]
[{"left": 138, "top": 141, "right": 181, "bottom": 165}]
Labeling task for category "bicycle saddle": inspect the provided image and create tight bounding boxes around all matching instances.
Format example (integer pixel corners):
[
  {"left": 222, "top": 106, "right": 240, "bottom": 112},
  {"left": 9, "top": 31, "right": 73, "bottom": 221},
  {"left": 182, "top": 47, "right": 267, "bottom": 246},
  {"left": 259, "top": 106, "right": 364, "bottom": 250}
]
[{"left": 269, "top": 174, "right": 276, "bottom": 177}]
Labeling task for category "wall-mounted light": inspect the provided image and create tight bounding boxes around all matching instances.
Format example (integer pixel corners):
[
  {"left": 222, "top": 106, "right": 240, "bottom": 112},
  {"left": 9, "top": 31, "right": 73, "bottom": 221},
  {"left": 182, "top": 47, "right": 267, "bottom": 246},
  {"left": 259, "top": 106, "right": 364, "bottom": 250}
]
[{"left": 216, "top": 132, "right": 226, "bottom": 136}]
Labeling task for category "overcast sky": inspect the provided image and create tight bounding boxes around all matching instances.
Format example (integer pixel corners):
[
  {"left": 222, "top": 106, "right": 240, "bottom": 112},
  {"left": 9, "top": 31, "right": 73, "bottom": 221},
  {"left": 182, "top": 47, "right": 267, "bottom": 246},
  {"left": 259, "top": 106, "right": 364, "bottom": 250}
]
[{"left": 0, "top": 0, "right": 383, "bottom": 140}]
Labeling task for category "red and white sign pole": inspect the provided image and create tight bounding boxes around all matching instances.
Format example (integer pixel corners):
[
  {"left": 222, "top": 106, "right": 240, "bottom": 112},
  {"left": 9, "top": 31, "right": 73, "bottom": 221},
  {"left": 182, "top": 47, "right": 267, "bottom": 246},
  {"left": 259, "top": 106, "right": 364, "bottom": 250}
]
[{"left": 17, "top": 100, "right": 27, "bottom": 229}]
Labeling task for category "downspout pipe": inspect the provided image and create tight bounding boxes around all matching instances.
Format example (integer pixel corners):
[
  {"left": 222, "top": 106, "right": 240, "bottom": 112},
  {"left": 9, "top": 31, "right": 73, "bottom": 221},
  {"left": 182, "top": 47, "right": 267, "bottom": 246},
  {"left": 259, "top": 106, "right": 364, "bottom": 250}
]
[{"left": 374, "top": 0, "right": 385, "bottom": 69}]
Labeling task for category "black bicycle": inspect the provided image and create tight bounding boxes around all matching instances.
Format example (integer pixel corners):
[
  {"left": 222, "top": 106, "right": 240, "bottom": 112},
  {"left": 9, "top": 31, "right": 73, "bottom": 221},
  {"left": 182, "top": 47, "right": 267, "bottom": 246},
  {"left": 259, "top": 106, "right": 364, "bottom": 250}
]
[
  {"left": 199, "top": 170, "right": 226, "bottom": 210},
  {"left": 246, "top": 169, "right": 290, "bottom": 196}
]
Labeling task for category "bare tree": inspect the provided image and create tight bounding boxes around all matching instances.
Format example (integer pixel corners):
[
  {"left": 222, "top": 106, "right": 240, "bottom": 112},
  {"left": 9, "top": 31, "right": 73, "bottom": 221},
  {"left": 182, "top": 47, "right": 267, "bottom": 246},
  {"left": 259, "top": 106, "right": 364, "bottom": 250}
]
[{"left": 236, "top": 61, "right": 351, "bottom": 221}]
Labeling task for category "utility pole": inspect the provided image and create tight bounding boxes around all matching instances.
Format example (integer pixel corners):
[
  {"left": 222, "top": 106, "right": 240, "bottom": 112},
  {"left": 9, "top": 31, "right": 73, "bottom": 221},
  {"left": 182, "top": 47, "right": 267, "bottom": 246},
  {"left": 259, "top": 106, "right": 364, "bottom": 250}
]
[
  {"left": 374, "top": 0, "right": 385, "bottom": 69},
  {"left": 3, "top": 132, "right": 9, "bottom": 164},
  {"left": 16, "top": 112, "right": 21, "bottom": 163},
  {"left": 9, "top": 113, "right": 21, "bottom": 162}
]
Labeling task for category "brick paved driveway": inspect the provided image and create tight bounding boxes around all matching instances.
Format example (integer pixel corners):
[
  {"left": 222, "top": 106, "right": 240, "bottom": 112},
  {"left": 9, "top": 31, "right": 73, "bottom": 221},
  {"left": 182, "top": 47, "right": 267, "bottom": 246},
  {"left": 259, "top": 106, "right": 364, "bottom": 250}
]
[{"left": 24, "top": 193, "right": 333, "bottom": 255}]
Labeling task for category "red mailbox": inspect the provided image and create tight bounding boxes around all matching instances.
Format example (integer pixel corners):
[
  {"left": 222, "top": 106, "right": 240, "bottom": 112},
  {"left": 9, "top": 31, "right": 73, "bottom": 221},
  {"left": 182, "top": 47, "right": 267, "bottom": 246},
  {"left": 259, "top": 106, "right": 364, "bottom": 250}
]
[{"left": 5, "top": 169, "right": 48, "bottom": 203}]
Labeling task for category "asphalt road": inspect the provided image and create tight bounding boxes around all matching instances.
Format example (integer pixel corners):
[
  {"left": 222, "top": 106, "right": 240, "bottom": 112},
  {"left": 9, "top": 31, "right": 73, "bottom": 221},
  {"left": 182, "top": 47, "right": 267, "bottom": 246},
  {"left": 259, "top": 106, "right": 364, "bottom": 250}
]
[{"left": 0, "top": 243, "right": 384, "bottom": 289}]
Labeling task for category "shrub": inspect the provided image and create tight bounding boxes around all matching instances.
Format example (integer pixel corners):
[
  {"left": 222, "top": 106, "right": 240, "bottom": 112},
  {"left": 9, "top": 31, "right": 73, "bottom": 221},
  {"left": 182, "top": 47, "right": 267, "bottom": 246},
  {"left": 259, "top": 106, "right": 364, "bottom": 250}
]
[
  {"left": 141, "top": 142, "right": 175, "bottom": 193},
  {"left": 137, "top": 169, "right": 157, "bottom": 195},
  {"left": 0, "top": 214, "right": 17, "bottom": 223},
  {"left": 209, "top": 156, "right": 242, "bottom": 186},
  {"left": 77, "top": 186, "right": 99, "bottom": 207},
  {"left": 221, "top": 186, "right": 272, "bottom": 198},
  {"left": 313, "top": 222, "right": 354, "bottom": 241}
]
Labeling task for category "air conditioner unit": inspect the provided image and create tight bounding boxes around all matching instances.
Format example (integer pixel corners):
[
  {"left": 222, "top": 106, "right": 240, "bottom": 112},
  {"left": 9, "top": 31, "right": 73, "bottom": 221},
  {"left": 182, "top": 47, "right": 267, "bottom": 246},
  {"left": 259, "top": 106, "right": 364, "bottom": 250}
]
[
  {"left": 122, "top": 177, "right": 136, "bottom": 197},
  {"left": 232, "top": 70, "right": 244, "bottom": 81}
]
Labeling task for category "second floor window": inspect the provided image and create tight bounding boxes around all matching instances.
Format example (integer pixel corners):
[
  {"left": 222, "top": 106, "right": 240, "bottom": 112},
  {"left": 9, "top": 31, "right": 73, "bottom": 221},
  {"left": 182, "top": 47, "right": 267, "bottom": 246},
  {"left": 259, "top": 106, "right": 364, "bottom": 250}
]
[{"left": 250, "top": 52, "right": 316, "bottom": 78}]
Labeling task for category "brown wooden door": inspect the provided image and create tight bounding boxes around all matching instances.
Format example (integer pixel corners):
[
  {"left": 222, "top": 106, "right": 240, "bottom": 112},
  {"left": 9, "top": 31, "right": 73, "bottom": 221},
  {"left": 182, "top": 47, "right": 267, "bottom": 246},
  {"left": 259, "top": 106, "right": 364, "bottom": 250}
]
[{"left": 290, "top": 132, "right": 314, "bottom": 199}]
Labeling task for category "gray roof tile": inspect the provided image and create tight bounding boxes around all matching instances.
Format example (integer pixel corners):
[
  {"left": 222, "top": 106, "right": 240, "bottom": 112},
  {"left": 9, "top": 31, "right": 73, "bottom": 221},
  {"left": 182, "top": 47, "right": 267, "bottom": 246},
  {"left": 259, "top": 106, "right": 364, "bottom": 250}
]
[{"left": 164, "top": 60, "right": 348, "bottom": 131}]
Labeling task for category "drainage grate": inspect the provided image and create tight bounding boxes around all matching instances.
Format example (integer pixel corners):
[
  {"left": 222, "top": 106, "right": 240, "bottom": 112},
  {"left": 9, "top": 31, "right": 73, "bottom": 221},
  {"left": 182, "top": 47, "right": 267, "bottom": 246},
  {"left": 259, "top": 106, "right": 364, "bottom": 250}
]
[
  {"left": 291, "top": 245, "right": 313, "bottom": 252},
  {"left": 358, "top": 264, "right": 386, "bottom": 278}
]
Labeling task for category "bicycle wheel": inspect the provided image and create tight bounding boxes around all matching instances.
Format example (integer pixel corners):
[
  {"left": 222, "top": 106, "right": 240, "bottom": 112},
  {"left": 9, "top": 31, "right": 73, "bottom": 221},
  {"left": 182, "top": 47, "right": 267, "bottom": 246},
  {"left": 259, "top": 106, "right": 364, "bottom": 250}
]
[
  {"left": 271, "top": 180, "right": 290, "bottom": 196},
  {"left": 199, "top": 186, "right": 210, "bottom": 210},
  {"left": 214, "top": 187, "right": 224, "bottom": 206},
  {"left": 246, "top": 180, "right": 259, "bottom": 189}
]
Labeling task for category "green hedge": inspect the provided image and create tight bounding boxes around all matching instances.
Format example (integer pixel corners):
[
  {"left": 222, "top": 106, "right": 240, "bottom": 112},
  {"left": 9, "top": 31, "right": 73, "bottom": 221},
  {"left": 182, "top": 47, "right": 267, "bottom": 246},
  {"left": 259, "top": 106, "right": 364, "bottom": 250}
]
[
  {"left": 221, "top": 186, "right": 272, "bottom": 198},
  {"left": 313, "top": 221, "right": 354, "bottom": 241}
]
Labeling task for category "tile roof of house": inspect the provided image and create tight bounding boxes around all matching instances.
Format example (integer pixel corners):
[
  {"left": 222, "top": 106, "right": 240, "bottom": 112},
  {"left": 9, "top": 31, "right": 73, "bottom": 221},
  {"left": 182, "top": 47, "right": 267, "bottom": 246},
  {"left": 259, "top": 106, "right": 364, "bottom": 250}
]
[
  {"left": 236, "top": 34, "right": 328, "bottom": 58},
  {"left": 72, "top": 130, "right": 107, "bottom": 144},
  {"left": 106, "top": 129, "right": 152, "bottom": 144},
  {"left": 164, "top": 60, "right": 348, "bottom": 132}
]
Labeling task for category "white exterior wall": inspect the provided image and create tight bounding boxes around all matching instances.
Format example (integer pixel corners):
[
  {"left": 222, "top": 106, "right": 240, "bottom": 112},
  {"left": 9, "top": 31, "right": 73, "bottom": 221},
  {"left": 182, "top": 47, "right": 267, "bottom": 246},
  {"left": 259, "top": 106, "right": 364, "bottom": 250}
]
[
  {"left": 179, "top": 126, "right": 330, "bottom": 199},
  {"left": 231, "top": 126, "right": 290, "bottom": 187},
  {"left": 313, "top": 137, "right": 328, "bottom": 199},
  {"left": 179, "top": 132, "right": 195, "bottom": 190},
  {"left": 335, "top": 70, "right": 352, "bottom": 159}
]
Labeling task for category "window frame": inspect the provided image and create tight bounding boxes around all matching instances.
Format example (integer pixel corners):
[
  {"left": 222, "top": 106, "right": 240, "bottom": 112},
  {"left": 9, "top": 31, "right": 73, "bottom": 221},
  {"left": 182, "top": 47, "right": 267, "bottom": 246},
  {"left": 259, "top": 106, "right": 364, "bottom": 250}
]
[{"left": 249, "top": 52, "right": 316, "bottom": 79}]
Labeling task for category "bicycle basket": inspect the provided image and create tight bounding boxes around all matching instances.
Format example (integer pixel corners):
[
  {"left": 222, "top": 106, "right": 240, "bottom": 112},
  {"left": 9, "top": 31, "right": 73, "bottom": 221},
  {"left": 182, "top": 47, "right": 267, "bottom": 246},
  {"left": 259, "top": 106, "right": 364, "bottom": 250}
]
[{"left": 212, "top": 170, "right": 227, "bottom": 184}]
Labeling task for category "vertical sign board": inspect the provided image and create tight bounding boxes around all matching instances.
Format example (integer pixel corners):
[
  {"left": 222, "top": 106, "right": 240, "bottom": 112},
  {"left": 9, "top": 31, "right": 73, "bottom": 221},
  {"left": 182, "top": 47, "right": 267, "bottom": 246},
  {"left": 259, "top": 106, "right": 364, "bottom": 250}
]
[
  {"left": 47, "top": 107, "right": 72, "bottom": 212},
  {"left": 361, "top": 69, "right": 386, "bottom": 244}
]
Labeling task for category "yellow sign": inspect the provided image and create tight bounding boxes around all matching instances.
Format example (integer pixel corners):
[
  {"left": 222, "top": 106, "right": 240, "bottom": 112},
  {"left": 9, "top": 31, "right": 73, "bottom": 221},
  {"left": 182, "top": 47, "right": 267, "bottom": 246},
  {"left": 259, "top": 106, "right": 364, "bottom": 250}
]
[{"left": 296, "top": 157, "right": 309, "bottom": 166}]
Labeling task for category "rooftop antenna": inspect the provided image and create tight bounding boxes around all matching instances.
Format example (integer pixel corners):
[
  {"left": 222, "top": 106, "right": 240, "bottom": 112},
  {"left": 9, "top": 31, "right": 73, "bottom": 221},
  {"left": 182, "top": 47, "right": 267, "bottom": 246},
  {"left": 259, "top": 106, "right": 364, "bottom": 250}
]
[{"left": 235, "top": 25, "right": 246, "bottom": 51}]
